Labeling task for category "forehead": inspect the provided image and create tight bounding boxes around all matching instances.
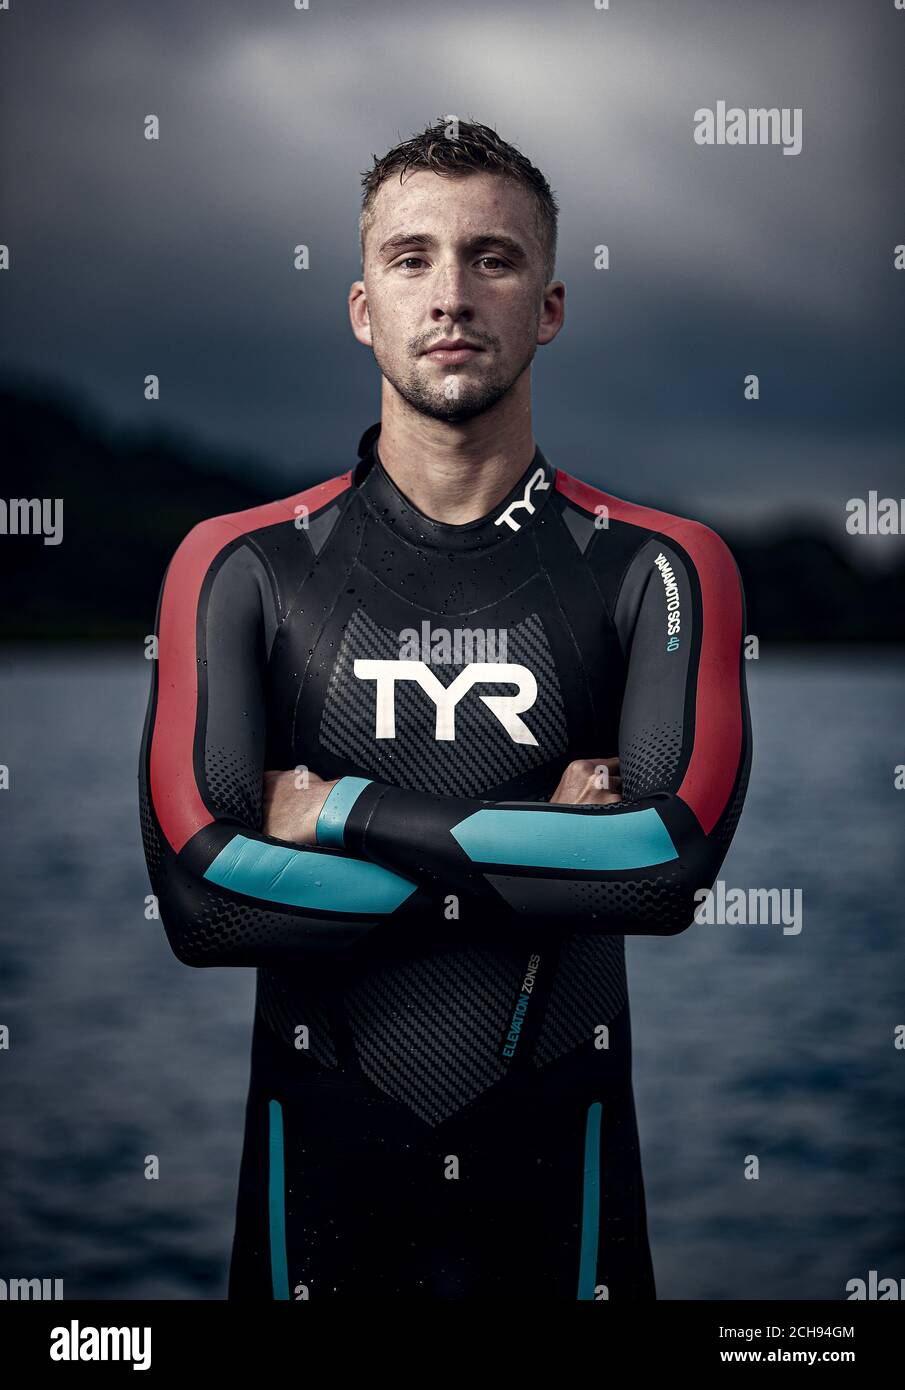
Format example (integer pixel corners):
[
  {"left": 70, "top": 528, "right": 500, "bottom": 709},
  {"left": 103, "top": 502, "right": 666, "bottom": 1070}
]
[{"left": 369, "top": 168, "right": 538, "bottom": 244}]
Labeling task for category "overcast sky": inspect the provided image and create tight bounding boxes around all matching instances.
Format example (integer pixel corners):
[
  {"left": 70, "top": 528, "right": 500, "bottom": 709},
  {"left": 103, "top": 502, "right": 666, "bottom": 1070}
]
[{"left": 0, "top": 0, "right": 902, "bottom": 544}]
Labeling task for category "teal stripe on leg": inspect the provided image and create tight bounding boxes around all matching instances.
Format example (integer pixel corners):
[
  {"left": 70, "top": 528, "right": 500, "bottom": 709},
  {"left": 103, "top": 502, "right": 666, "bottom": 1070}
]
[
  {"left": 577, "top": 1100, "right": 602, "bottom": 1300},
  {"left": 268, "top": 1099, "right": 289, "bottom": 1300}
]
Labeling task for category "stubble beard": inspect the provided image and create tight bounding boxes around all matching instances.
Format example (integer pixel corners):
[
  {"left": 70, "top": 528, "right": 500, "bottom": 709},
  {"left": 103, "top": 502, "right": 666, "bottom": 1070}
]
[{"left": 375, "top": 343, "right": 537, "bottom": 424}]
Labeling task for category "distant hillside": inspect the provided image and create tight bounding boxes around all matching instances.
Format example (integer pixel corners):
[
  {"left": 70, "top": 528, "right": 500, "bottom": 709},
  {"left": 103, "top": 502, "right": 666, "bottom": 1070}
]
[
  {"left": 1, "top": 383, "right": 287, "bottom": 638},
  {"left": 1, "top": 382, "right": 902, "bottom": 642}
]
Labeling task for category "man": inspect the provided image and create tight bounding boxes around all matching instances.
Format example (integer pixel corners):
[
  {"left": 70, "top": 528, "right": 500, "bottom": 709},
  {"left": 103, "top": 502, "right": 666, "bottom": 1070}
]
[{"left": 138, "top": 117, "right": 752, "bottom": 1300}]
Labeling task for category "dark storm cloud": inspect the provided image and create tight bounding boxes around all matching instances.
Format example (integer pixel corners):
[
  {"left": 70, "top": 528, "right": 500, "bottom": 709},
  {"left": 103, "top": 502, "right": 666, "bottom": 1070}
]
[{"left": 0, "top": 0, "right": 901, "bottom": 531}]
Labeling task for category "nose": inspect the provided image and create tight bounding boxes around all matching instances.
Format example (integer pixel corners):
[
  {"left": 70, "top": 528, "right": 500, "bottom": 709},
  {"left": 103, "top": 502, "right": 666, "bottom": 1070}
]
[{"left": 429, "top": 262, "right": 474, "bottom": 325}]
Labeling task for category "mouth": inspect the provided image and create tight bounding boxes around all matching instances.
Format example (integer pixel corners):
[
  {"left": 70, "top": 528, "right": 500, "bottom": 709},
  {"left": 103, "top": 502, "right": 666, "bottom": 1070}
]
[{"left": 421, "top": 342, "right": 484, "bottom": 365}]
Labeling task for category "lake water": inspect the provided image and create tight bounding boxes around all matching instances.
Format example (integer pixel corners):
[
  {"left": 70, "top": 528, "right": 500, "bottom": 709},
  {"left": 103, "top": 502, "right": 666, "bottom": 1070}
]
[{"left": 0, "top": 644, "right": 902, "bottom": 1300}]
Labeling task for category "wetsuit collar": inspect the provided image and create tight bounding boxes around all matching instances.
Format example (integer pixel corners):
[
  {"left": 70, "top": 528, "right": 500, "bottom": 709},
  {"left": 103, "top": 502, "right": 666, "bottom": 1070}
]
[{"left": 354, "top": 422, "right": 555, "bottom": 553}]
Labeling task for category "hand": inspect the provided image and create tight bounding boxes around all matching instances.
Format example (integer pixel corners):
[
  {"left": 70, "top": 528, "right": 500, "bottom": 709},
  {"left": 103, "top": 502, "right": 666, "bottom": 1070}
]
[
  {"left": 549, "top": 756, "right": 623, "bottom": 806},
  {"left": 262, "top": 768, "right": 339, "bottom": 846}
]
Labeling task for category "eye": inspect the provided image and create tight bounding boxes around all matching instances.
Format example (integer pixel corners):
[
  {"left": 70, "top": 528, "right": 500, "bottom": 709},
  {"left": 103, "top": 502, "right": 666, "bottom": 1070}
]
[
  {"left": 477, "top": 256, "right": 507, "bottom": 270},
  {"left": 396, "top": 256, "right": 426, "bottom": 271}
]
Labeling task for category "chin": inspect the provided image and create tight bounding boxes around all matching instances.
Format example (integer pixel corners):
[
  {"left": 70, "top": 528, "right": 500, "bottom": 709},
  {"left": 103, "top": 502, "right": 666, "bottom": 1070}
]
[{"left": 407, "top": 380, "right": 511, "bottom": 424}]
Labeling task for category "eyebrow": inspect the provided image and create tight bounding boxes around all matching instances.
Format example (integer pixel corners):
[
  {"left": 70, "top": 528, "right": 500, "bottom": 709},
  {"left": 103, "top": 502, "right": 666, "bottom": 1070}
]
[{"left": 377, "top": 231, "right": 529, "bottom": 265}]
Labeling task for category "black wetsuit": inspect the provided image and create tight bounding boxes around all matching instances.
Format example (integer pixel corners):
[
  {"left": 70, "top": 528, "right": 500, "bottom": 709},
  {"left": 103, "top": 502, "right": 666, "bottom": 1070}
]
[{"left": 138, "top": 423, "right": 752, "bottom": 1300}]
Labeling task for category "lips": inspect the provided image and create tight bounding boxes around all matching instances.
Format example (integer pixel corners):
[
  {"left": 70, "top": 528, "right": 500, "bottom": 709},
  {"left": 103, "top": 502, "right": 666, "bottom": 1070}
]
[{"left": 422, "top": 342, "right": 483, "bottom": 364}]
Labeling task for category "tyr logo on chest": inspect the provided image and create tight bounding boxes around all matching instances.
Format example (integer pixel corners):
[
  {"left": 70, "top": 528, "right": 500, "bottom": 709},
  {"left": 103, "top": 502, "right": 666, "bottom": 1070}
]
[{"left": 354, "top": 658, "right": 539, "bottom": 745}]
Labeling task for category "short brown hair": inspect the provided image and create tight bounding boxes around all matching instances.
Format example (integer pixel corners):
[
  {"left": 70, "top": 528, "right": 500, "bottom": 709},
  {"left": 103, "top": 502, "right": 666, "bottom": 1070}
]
[{"left": 359, "top": 116, "right": 559, "bottom": 285}]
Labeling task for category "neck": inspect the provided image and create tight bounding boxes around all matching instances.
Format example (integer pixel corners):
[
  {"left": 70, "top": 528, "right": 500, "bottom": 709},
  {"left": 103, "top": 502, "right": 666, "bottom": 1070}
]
[{"left": 375, "top": 381, "right": 535, "bottom": 524}]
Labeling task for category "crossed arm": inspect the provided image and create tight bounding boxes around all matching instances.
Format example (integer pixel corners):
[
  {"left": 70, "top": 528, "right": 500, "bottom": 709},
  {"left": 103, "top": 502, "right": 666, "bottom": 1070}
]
[
  {"left": 261, "top": 755, "right": 624, "bottom": 844},
  {"left": 139, "top": 514, "right": 751, "bottom": 967}
]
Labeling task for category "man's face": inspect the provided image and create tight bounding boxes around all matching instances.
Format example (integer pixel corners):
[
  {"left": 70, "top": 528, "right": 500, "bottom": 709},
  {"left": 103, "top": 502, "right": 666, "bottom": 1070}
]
[{"left": 353, "top": 169, "right": 556, "bottom": 423}]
